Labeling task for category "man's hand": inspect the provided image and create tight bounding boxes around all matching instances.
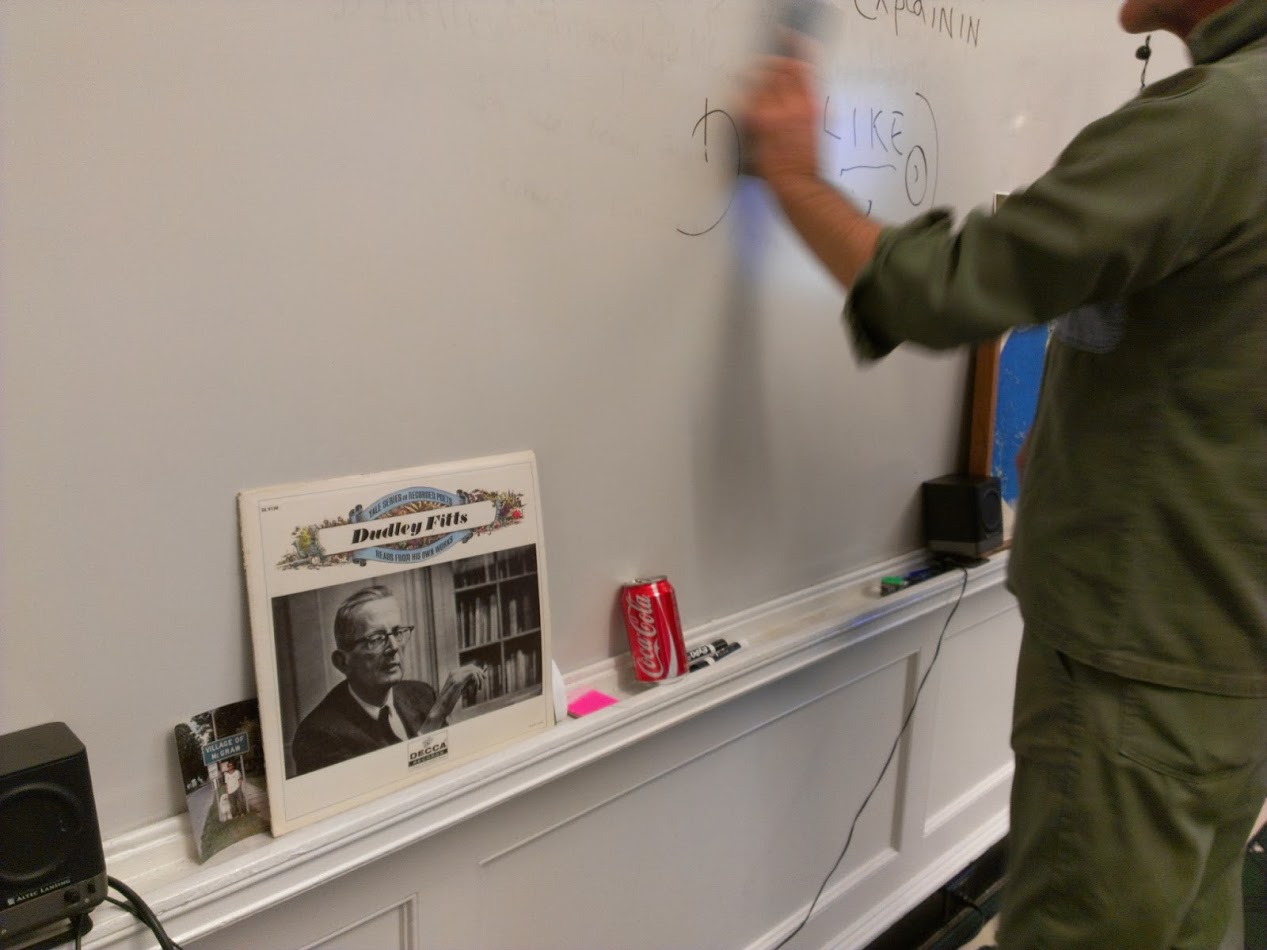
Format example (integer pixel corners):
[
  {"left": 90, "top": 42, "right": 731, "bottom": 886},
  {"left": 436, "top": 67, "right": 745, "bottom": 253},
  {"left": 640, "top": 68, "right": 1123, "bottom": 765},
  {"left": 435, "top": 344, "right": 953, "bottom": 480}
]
[
  {"left": 423, "top": 664, "right": 488, "bottom": 730},
  {"left": 742, "top": 55, "right": 822, "bottom": 190},
  {"left": 738, "top": 53, "right": 882, "bottom": 291}
]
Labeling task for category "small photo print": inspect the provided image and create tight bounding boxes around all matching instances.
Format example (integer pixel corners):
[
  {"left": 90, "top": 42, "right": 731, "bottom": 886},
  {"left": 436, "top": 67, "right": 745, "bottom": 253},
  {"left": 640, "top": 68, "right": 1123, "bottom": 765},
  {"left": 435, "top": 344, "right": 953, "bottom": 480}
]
[{"left": 174, "top": 698, "right": 271, "bottom": 862}]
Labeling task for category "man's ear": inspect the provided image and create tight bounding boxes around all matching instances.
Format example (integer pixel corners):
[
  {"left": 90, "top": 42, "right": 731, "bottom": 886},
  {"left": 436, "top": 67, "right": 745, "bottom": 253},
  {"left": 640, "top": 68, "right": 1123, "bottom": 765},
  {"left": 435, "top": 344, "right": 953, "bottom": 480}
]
[{"left": 332, "top": 650, "right": 348, "bottom": 675}]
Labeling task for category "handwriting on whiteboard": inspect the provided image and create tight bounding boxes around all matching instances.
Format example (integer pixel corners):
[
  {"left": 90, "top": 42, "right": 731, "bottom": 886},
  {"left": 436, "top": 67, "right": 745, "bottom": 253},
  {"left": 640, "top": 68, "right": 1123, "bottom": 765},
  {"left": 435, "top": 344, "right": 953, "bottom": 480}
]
[
  {"left": 828, "top": 91, "right": 939, "bottom": 211},
  {"left": 676, "top": 99, "right": 741, "bottom": 237},
  {"left": 677, "top": 91, "right": 938, "bottom": 236},
  {"left": 852, "top": 0, "right": 983, "bottom": 47}
]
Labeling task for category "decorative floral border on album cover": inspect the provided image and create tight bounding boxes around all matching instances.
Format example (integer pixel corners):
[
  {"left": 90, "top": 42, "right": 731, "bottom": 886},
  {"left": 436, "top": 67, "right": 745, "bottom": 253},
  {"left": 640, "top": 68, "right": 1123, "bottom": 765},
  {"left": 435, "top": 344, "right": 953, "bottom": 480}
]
[{"left": 278, "top": 488, "right": 526, "bottom": 571}]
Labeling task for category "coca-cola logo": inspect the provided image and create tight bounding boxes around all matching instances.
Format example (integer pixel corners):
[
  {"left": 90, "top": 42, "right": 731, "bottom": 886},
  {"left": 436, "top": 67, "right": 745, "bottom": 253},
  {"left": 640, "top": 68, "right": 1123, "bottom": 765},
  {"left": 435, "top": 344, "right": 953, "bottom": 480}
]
[{"left": 624, "top": 592, "right": 665, "bottom": 677}]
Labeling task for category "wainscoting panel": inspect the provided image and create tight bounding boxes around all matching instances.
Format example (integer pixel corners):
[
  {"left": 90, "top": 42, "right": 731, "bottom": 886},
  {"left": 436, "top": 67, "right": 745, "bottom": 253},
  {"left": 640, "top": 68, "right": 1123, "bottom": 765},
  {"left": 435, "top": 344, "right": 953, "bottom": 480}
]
[
  {"left": 923, "top": 600, "right": 1022, "bottom": 837},
  {"left": 302, "top": 897, "right": 416, "bottom": 950},
  {"left": 472, "top": 640, "right": 917, "bottom": 949}
]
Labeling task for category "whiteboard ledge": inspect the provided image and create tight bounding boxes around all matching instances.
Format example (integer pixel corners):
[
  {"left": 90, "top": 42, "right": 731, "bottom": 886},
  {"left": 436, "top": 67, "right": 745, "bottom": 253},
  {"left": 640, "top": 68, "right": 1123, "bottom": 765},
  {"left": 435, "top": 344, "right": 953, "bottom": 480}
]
[{"left": 89, "top": 550, "right": 1010, "bottom": 949}]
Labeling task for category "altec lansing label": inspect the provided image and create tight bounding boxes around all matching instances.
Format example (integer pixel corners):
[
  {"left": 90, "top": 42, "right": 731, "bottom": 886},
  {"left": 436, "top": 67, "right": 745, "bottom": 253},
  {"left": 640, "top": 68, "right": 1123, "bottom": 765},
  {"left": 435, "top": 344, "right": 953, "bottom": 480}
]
[{"left": 6, "top": 877, "right": 71, "bottom": 906}]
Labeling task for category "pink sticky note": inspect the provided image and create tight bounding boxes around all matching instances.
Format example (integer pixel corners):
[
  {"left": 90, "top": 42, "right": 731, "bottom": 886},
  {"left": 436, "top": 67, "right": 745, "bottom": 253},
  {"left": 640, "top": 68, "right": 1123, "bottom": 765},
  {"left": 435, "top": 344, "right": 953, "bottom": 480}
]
[{"left": 567, "top": 689, "right": 619, "bottom": 718}]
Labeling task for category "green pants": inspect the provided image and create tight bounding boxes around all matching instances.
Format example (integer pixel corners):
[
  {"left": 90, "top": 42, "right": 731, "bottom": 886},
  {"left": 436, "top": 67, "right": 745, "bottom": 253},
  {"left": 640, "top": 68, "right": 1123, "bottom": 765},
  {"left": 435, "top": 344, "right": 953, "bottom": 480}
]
[{"left": 997, "top": 633, "right": 1267, "bottom": 950}]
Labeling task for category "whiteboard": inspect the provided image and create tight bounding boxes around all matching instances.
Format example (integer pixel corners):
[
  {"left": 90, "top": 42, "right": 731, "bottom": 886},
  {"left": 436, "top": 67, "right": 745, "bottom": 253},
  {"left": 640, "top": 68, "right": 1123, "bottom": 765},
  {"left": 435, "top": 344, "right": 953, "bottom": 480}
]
[{"left": 0, "top": 0, "right": 1185, "bottom": 833}]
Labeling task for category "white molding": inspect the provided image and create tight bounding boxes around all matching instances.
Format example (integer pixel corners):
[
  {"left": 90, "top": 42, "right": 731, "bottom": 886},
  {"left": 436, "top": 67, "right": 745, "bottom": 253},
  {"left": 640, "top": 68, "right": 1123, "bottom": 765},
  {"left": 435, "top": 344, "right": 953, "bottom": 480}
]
[
  {"left": 298, "top": 896, "right": 417, "bottom": 950},
  {"left": 89, "top": 552, "right": 1010, "bottom": 949},
  {"left": 823, "top": 811, "right": 1011, "bottom": 950},
  {"left": 742, "top": 811, "right": 1009, "bottom": 950},
  {"left": 924, "top": 761, "right": 1015, "bottom": 837}
]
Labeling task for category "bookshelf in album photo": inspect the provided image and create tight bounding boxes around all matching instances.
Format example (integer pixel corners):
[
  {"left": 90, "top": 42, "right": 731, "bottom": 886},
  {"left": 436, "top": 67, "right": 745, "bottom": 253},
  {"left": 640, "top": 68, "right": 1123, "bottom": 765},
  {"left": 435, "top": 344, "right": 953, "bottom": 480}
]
[{"left": 444, "top": 546, "right": 544, "bottom": 715}]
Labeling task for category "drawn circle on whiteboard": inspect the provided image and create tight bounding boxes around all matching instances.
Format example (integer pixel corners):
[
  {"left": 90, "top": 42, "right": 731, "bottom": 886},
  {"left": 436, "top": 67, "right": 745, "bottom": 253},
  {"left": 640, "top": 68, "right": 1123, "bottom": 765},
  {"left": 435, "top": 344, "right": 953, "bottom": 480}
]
[
  {"left": 904, "top": 146, "right": 929, "bottom": 207},
  {"left": 915, "top": 91, "right": 940, "bottom": 206},
  {"left": 676, "top": 107, "right": 741, "bottom": 237}
]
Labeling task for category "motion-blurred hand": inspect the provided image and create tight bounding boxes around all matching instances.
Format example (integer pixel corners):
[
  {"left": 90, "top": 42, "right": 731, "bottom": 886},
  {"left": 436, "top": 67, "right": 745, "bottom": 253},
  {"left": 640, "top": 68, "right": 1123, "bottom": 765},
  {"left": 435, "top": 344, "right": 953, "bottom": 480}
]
[{"left": 741, "top": 54, "right": 822, "bottom": 189}]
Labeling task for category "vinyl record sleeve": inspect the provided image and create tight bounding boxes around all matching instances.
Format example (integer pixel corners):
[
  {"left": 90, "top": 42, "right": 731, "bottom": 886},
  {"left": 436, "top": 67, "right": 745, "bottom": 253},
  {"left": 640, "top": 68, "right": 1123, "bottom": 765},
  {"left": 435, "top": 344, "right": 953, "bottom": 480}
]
[{"left": 238, "top": 452, "right": 553, "bottom": 835}]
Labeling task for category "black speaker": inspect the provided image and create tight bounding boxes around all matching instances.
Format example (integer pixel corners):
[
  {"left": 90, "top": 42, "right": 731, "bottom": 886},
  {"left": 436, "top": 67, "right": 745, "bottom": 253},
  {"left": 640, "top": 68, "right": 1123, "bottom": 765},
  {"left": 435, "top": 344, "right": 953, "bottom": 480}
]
[
  {"left": 922, "top": 474, "right": 1003, "bottom": 557},
  {"left": 0, "top": 723, "right": 106, "bottom": 945}
]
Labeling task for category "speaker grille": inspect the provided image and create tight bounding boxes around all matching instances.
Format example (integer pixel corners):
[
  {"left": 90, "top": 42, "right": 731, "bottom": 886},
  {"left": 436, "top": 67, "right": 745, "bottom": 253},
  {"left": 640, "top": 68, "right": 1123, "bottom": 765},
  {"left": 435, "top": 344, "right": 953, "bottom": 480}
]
[
  {"left": 981, "top": 486, "right": 1003, "bottom": 533},
  {"left": 0, "top": 784, "right": 85, "bottom": 884}
]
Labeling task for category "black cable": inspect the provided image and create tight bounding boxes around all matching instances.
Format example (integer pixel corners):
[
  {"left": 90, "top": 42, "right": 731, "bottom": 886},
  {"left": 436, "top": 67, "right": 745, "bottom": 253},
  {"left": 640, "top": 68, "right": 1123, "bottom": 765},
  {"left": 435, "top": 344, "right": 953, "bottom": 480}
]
[
  {"left": 107, "top": 876, "right": 183, "bottom": 950},
  {"left": 775, "top": 565, "right": 971, "bottom": 949},
  {"left": 945, "top": 886, "right": 988, "bottom": 925},
  {"left": 3, "top": 914, "right": 91, "bottom": 950},
  {"left": 108, "top": 877, "right": 179, "bottom": 950},
  {"left": 1137, "top": 34, "right": 1153, "bottom": 90}
]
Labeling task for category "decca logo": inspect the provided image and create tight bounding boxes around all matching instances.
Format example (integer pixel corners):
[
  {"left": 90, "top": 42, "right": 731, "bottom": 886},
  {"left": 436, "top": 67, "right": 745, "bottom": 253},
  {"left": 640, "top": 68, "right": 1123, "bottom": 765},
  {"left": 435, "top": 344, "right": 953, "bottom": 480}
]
[
  {"left": 624, "top": 592, "right": 666, "bottom": 677},
  {"left": 408, "top": 732, "right": 449, "bottom": 769},
  {"left": 409, "top": 740, "right": 448, "bottom": 767}
]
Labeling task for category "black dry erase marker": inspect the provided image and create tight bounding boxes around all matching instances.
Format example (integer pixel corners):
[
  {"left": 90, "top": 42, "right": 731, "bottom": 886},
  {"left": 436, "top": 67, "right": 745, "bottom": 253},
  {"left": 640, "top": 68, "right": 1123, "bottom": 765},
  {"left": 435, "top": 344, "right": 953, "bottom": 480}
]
[
  {"left": 687, "top": 638, "right": 731, "bottom": 663},
  {"left": 689, "top": 641, "right": 744, "bottom": 672}
]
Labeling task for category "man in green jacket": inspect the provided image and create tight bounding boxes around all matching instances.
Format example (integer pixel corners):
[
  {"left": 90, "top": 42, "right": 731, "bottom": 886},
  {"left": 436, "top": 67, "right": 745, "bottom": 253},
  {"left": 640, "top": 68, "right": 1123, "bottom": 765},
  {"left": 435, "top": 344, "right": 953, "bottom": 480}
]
[{"left": 744, "top": 0, "right": 1267, "bottom": 947}]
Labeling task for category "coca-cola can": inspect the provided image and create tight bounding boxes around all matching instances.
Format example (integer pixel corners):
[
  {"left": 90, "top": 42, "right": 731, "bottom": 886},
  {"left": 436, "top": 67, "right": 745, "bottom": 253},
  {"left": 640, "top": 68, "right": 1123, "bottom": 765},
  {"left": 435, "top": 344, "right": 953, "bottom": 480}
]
[{"left": 621, "top": 575, "right": 688, "bottom": 683}]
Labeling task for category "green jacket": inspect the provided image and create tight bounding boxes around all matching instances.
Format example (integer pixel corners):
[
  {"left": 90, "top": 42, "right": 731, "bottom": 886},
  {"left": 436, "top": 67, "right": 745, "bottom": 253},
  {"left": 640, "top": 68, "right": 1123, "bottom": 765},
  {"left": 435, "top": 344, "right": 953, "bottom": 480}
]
[{"left": 846, "top": 0, "right": 1267, "bottom": 696}]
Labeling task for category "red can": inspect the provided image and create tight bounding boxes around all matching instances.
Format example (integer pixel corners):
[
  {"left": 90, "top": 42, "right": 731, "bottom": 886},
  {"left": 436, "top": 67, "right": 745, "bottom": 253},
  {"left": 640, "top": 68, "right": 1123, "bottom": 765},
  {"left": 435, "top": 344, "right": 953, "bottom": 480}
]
[{"left": 621, "top": 575, "right": 688, "bottom": 683}]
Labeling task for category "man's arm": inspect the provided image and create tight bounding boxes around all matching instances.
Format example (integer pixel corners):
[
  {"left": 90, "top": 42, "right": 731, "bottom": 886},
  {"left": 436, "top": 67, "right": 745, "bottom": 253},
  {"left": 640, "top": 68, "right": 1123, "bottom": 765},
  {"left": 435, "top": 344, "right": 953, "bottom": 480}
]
[
  {"left": 743, "top": 56, "right": 880, "bottom": 289},
  {"left": 745, "top": 52, "right": 1253, "bottom": 357}
]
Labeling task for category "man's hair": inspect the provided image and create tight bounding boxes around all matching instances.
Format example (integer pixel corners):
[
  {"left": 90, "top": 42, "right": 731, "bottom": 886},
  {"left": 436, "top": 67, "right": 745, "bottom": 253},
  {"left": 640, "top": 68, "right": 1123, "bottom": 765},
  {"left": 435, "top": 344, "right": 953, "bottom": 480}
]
[{"left": 333, "top": 585, "right": 395, "bottom": 649}]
